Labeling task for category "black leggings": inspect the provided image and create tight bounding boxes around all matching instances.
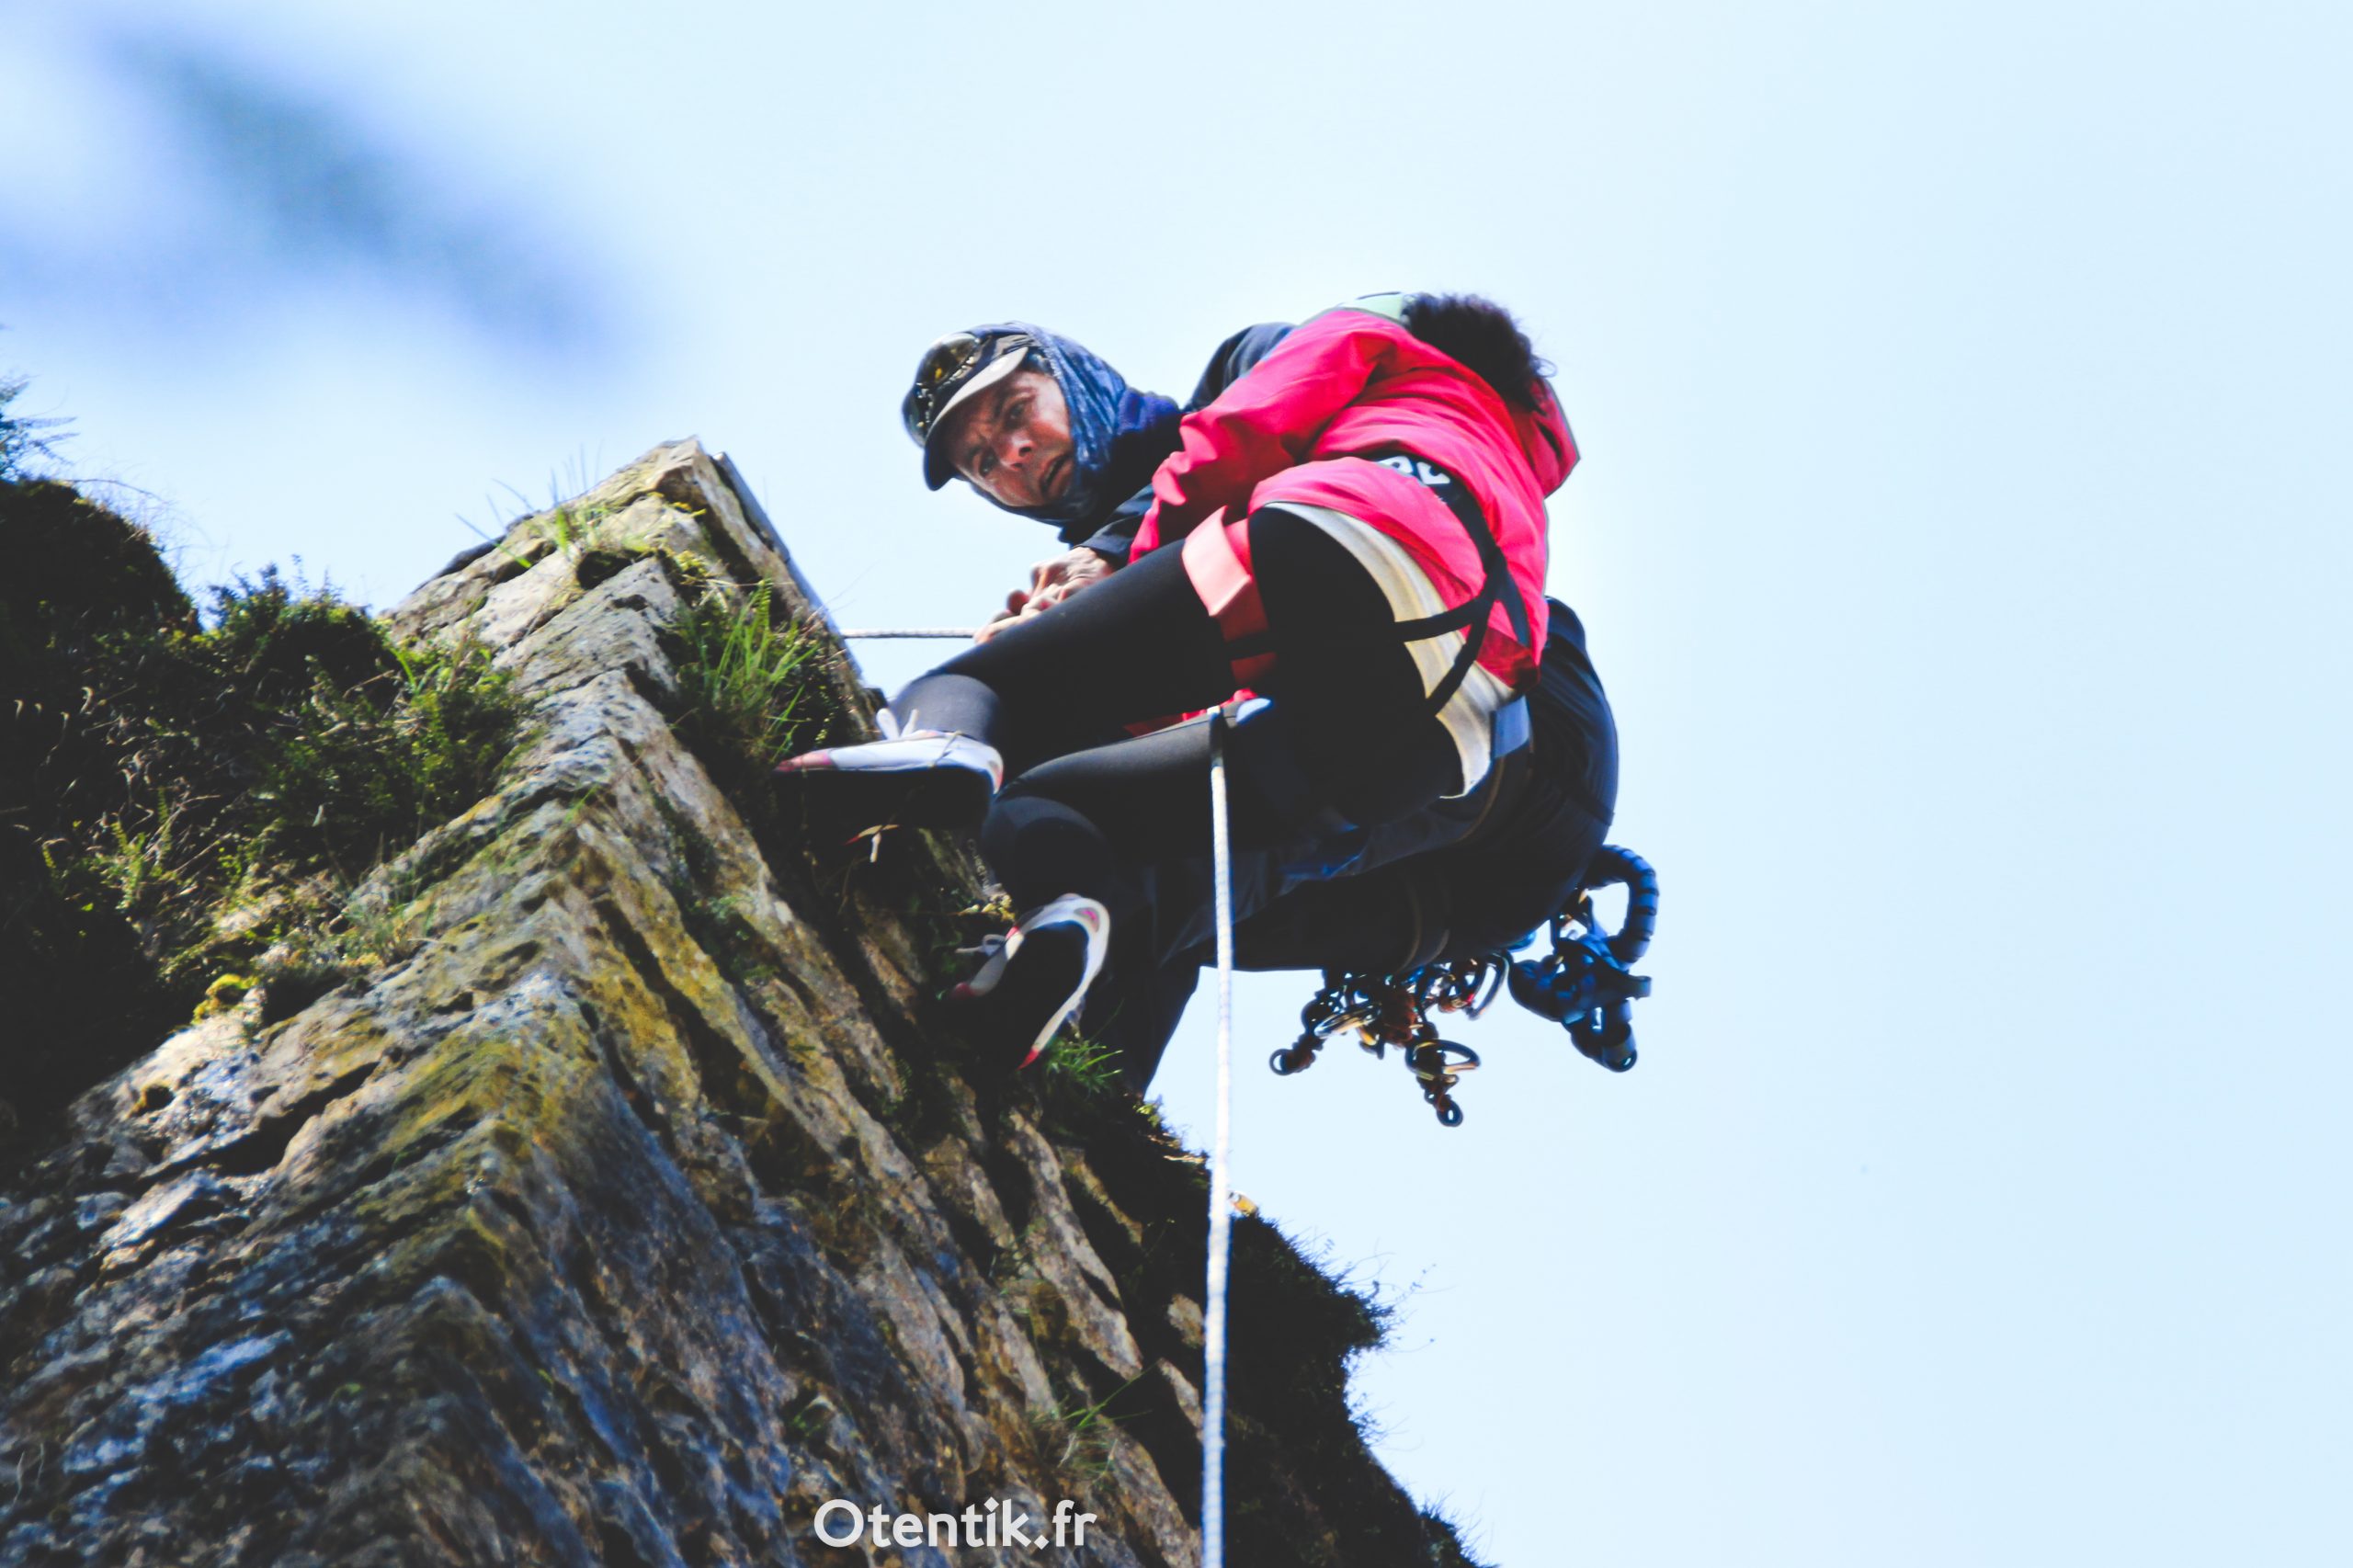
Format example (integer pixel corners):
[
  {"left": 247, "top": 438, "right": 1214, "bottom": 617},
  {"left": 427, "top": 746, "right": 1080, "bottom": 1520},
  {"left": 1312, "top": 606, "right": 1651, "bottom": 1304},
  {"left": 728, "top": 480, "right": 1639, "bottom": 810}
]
[
  {"left": 889, "top": 508, "right": 1465, "bottom": 924},
  {"left": 1084, "top": 744, "right": 1613, "bottom": 1091}
]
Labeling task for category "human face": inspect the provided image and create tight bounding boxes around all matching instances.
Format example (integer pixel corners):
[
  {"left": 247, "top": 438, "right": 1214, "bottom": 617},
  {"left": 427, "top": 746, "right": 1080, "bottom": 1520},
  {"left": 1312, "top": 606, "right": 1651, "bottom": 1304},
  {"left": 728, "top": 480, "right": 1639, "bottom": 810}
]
[{"left": 943, "top": 367, "right": 1074, "bottom": 510}]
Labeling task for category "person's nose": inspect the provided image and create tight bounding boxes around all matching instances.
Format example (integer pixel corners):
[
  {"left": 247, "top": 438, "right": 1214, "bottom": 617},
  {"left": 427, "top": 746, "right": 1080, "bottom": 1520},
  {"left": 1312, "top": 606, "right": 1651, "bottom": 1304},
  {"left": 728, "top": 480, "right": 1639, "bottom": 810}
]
[{"left": 995, "top": 425, "right": 1034, "bottom": 472}]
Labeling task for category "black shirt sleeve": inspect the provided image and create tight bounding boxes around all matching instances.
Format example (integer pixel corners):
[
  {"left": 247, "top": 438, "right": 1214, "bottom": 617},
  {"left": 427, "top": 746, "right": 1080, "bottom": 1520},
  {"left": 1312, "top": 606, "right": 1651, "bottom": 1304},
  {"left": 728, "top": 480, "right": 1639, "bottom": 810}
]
[
  {"left": 1181, "top": 321, "right": 1296, "bottom": 409},
  {"left": 1079, "top": 321, "right": 1295, "bottom": 563}
]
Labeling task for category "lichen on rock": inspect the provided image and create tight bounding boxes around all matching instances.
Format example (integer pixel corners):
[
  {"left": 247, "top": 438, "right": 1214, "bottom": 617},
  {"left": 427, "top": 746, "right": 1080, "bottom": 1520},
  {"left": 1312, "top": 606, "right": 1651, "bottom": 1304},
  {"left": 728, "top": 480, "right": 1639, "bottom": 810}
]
[{"left": 0, "top": 441, "right": 1485, "bottom": 1566}]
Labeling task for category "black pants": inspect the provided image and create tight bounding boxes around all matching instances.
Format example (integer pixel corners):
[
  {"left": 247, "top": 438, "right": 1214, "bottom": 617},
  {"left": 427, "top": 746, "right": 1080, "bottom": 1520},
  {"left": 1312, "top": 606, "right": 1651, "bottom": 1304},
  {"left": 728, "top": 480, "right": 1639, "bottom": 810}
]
[
  {"left": 895, "top": 507, "right": 1465, "bottom": 843},
  {"left": 887, "top": 509, "right": 1471, "bottom": 1062},
  {"left": 1086, "top": 741, "right": 1614, "bottom": 1091},
  {"left": 1077, "top": 591, "right": 1623, "bottom": 1092}
]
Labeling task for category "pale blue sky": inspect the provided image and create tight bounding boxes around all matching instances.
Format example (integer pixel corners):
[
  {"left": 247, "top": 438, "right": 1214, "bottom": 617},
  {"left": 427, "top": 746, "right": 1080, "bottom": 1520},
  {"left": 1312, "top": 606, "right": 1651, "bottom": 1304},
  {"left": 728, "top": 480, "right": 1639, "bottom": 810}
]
[{"left": 6, "top": 2, "right": 2347, "bottom": 1562}]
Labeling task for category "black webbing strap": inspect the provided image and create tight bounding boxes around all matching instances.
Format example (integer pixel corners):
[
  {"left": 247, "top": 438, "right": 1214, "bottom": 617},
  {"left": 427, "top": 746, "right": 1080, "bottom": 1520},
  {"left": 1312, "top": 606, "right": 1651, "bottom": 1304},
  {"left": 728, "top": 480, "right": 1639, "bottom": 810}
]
[{"left": 1361, "top": 450, "right": 1535, "bottom": 717}]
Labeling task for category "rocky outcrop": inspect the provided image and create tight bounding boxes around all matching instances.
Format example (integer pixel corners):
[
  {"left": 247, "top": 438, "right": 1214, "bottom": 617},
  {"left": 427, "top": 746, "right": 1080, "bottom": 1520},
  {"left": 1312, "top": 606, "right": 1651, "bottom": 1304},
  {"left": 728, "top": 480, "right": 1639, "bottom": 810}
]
[{"left": 0, "top": 444, "right": 1479, "bottom": 1566}]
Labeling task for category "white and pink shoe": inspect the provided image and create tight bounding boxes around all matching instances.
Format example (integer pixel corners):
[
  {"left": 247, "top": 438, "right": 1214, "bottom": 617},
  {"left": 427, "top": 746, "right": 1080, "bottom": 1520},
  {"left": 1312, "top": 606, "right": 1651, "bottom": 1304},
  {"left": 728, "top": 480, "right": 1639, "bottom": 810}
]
[
  {"left": 771, "top": 724, "right": 1005, "bottom": 830},
  {"left": 950, "top": 894, "right": 1110, "bottom": 1070}
]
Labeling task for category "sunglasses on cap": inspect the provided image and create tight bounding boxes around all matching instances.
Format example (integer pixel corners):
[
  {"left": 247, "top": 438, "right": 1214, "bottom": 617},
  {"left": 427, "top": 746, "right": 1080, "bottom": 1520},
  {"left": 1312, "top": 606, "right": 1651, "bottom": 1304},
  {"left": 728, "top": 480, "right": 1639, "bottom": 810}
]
[{"left": 901, "top": 331, "right": 1036, "bottom": 448}]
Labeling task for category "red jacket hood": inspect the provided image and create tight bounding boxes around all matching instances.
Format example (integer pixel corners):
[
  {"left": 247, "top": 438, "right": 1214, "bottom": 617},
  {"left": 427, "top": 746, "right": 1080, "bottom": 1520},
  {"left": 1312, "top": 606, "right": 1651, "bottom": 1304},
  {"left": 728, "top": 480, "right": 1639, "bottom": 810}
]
[{"left": 1512, "top": 377, "right": 1579, "bottom": 495}]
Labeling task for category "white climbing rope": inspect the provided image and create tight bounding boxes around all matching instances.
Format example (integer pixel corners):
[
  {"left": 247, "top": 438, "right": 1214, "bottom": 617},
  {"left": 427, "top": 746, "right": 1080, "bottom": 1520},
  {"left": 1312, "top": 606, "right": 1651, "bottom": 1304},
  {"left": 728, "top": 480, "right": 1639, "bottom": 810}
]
[
  {"left": 1201, "top": 705, "right": 1237, "bottom": 1568},
  {"left": 835, "top": 626, "right": 981, "bottom": 640}
]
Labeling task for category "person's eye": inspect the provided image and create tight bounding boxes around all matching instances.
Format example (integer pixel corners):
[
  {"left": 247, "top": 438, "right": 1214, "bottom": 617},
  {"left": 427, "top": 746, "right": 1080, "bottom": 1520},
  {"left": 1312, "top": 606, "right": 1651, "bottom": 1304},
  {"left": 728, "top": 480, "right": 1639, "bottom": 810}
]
[{"left": 974, "top": 450, "right": 995, "bottom": 476}]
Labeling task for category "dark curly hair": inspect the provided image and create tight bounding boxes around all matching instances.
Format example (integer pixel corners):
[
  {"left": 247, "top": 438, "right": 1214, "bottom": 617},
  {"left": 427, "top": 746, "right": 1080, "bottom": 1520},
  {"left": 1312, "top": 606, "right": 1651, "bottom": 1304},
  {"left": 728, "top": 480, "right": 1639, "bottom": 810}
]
[{"left": 1400, "top": 292, "right": 1552, "bottom": 410}]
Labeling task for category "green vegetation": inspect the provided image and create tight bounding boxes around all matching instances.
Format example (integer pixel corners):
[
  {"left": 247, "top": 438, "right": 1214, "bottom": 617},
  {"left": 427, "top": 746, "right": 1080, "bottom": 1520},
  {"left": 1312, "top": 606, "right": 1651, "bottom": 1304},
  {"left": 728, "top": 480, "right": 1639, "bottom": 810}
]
[
  {"left": 1033, "top": 1030, "right": 1127, "bottom": 1129},
  {"left": 525, "top": 495, "right": 608, "bottom": 560},
  {"left": 198, "top": 573, "right": 519, "bottom": 872},
  {"left": 488, "top": 494, "right": 612, "bottom": 576},
  {"left": 1034, "top": 1372, "right": 1145, "bottom": 1481},
  {"left": 782, "top": 1390, "right": 839, "bottom": 1446},
  {"left": 2, "top": 477, "right": 522, "bottom": 1159},
  {"left": 668, "top": 580, "right": 834, "bottom": 772},
  {"left": 0, "top": 372, "right": 71, "bottom": 481}
]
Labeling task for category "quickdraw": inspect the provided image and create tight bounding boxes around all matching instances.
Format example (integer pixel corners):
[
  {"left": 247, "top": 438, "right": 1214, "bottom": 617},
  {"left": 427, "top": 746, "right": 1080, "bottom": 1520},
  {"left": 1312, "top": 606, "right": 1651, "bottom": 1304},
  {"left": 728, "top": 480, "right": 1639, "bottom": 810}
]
[
  {"left": 1270, "top": 845, "right": 1660, "bottom": 1127},
  {"left": 1270, "top": 955, "right": 1507, "bottom": 1127}
]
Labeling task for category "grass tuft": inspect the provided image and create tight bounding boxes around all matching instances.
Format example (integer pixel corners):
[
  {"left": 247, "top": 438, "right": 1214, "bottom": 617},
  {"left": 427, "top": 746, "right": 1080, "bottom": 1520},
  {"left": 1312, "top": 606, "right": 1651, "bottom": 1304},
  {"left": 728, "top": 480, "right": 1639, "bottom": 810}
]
[
  {"left": 668, "top": 581, "right": 835, "bottom": 771},
  {"left": 0, "top": 370, "right": 72, "bottom": 481},
  {"left": 1036, "top": 1031, "right": 1125, "bottom": 1110},
  {"left": 1033, "top": 1373, "right": 1144, "bottom": 1481}
]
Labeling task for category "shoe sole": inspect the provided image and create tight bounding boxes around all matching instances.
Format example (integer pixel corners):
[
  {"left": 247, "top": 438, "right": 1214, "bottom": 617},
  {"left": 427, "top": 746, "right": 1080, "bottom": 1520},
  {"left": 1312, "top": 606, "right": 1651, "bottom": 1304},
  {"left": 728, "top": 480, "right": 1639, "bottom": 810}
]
[{"left": 774, "top": 760, "right": 995, "bottom": 833}]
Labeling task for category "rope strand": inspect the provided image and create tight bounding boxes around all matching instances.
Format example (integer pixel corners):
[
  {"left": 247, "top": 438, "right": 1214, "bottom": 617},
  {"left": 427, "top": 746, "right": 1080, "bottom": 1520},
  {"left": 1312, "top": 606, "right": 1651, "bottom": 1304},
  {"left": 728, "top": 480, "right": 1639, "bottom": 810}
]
[
  {"left": 1201, "top": 706, "right": 1237, "bottom": 1568},
  {"left": 834, "top": 627, "right": 981, "bottom": 640}
]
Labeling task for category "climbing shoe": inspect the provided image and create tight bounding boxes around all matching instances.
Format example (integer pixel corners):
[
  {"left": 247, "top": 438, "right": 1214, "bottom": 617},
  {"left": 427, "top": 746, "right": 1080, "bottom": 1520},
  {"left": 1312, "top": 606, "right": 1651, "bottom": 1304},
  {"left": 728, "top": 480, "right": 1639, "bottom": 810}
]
[
  {"left": 949, "top": 894, "right": 1109, "bottom": 1071},
  {"left": 771, "top": 730, "right": 1004, "bottom": 831}
]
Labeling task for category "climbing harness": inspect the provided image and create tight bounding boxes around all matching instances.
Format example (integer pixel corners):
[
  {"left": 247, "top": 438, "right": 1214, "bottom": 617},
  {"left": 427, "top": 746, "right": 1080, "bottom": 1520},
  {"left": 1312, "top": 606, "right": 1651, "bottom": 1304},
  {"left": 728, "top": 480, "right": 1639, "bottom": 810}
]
[
  {"left": 1201, "top": 704, "right": 1238, "bottom": 1568},
  {"left": 1271, "top": 845, "right": 1660, "bottom": 1126},
  {"left": 1360, "top": 447, "right": 1538, "bottom": 720},
  {"left": 1184, "top": 447, "right": 1538, "bottom": 731}
]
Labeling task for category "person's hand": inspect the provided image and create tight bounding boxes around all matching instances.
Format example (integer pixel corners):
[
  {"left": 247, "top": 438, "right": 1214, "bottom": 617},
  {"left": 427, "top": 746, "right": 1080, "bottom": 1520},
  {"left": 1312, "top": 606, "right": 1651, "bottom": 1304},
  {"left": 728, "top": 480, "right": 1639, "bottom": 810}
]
[
  {"left": 974, "top": 597, "right": 1024, "bottom": 643},
  {"left": 973, "top": 548, "right": 1114, "bottom": 642},
  {"left": 1025, "top": 547, "right": 1114, "bottom": 609}
]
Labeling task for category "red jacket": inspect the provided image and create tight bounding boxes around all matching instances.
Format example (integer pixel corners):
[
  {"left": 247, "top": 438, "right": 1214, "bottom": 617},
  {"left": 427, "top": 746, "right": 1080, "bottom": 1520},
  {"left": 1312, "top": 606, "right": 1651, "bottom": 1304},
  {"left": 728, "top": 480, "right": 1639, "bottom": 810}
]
[{"left": 1131, "top": 303, "right": 1578, "bottom": 687}]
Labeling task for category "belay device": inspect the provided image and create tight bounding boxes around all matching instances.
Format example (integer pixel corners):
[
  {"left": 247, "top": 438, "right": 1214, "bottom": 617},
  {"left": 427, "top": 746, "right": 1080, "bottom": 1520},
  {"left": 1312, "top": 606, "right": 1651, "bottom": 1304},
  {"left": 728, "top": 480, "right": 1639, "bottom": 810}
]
[{"left": 1270, "top": 845, "right": 1660, "bottom": 1126}]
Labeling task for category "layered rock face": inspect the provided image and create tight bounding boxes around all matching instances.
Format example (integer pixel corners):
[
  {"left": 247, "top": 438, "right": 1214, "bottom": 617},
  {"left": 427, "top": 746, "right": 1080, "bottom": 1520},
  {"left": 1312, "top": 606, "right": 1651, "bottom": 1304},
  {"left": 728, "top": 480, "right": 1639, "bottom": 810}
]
[{"left": 0, "top": 446, "right": 1479, "bottom": 1566}]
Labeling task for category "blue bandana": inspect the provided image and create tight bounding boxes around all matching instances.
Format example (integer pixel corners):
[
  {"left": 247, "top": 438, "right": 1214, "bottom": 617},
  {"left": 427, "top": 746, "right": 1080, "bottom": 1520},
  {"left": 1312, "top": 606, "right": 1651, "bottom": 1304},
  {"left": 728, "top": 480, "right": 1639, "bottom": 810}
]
[{"left": 961, "top": 322, "right": 1180, "bottom": 530}]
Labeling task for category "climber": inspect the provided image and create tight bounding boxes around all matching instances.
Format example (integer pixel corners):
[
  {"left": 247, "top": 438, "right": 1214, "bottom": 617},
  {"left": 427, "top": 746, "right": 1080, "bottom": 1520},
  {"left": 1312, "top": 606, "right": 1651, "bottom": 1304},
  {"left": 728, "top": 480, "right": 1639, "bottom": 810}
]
[
  {"left": 881, "top": 309, "right": 1620, "bottom": 1091},
  {"left": 778, "top": 293, "right": 1578, "bottom": 1074}
]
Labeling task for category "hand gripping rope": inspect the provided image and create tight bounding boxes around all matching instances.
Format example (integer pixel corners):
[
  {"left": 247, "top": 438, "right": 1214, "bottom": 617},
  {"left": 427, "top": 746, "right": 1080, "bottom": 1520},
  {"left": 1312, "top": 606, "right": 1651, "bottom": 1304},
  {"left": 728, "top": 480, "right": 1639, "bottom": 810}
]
[{"left": 1270, "top": 845, "right": 1660, "bottom": 1126}]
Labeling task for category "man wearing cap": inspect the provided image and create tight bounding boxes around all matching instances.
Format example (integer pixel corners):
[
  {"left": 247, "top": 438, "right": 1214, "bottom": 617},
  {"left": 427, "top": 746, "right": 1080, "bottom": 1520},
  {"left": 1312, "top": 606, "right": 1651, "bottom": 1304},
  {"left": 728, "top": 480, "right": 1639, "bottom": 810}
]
[{"left": 905, "top": 321, "right": 1293, "bottom": 637}]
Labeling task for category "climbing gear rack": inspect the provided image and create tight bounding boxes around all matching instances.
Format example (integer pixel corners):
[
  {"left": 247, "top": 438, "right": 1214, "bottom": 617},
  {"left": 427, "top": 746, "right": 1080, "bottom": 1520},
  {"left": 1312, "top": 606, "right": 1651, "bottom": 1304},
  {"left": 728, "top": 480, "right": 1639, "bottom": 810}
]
[
  {"left": 1271, "top": 845, "right": 1660, "bottom": 1126},
  {"left": 1272, "top": 957, "right": 1507, "bottom": 1127}
]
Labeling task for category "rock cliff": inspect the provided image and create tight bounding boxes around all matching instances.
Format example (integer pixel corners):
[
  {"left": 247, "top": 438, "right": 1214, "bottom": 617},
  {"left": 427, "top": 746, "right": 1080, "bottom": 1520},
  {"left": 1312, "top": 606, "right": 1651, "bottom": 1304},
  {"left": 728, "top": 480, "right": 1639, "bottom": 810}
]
[{"left": 0, "top": 444, "right": 1482, "bottom": 1566}]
